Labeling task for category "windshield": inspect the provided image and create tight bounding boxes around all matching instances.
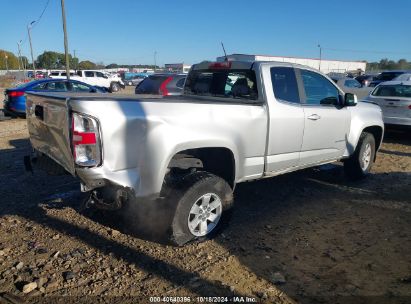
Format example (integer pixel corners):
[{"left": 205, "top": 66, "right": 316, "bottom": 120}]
[
  {"left": 184, "top": 69, "right": 258, "bottom": 101},
  {"left": 372, "top": 84, "right": 411, "bottom": 98}
]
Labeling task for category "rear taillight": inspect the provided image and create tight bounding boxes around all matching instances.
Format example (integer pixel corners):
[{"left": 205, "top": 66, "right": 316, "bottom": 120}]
[
  {"left": 208, "top": 61, "right": 231, "bottom": 69},
  {"left": 408, "top": 105, "right": 411, "bottom": 109},
  {"left": 159, "top": 76, "right": 173, "bottom": 96},
  {"left": 71, "top": 113, "right": 101, "bottom": 167},
  {"left": 8, "top": 91, "right": 24, "bottom": 98}
]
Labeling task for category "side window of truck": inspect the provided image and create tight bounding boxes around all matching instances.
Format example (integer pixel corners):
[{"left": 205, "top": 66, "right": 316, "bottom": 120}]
[
  {"left": 300, "top": 69, "right": 339, "bottom": 106},
  {"left": 270, "top": 67, "right": 300, "bottom": 104},
  {"left": 85, "top": 71, "right": 95, "bottom": 77}
]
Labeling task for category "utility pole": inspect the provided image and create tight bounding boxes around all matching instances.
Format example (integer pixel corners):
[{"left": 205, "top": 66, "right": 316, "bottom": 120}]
[
  {"left": 16, "top": 45, "right": 21, "bottom": 71},
  {"left": 317, "top": 44, "right": 322, "bottom": 71},
  {"left": 18, "top": 41, "right": 26, "bottom": 80},
  {"left": 4, "top": 54, "right": 9, "bottom": 73},
  {"left": 154, "top": 51, "right": 157, "bottom": 72},
  {"left": 73, "top": 49, "right": 77, "bottom": 71},
  {"left": 27, "top": 21, "right": 36, "bottom": 78},
  {"left": 61, "top": 0, "right": 70, "bottom": 80}
]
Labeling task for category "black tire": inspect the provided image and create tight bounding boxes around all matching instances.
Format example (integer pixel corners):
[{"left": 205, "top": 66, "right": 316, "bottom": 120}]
[
  {"left": 109, "top": 82, "right": 120, "bottom": 93},
  {"left": 344, "top": 132, "right": 375, "bottom": 180},
  {"left": 170, "top": 172, "right": 233, "bottom": 246}
]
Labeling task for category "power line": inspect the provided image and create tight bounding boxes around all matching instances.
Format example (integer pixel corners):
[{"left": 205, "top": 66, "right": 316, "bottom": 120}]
[
  {"left": 31, "top": 0, "right": 51, "bottom": 29},
  {"left": 20, "top": 0, "right": 51, "bottom": 46}
]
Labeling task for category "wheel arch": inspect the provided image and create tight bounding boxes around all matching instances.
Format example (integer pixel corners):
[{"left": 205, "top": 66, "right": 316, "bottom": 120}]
[
  {"left": 361, "top": 125, "right": 384, "bottom": 160},
  {"left": 166, "top": 147, "right": 236, "bottom": 189}
]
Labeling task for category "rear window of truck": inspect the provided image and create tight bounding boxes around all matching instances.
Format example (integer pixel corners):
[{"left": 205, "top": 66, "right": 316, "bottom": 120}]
[{"left": 184, "top": 69, "right": 258, "bottom": 101}]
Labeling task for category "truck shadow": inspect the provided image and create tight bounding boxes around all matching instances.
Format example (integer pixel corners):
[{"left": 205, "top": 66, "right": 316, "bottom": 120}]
[
  {"left": 220, "top": 165, "right": 411, "bottom": 303},
  {"left": 383, "top": 127, "right": 411, "bottom": 146}
]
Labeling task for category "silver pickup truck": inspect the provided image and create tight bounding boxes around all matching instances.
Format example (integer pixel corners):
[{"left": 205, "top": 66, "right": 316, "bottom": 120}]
[{"left": 25, "top": 60, "right": 384, "bottom": 245}]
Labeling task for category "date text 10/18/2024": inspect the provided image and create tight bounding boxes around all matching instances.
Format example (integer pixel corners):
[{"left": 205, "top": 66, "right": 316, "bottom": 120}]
[{"left": 149, "top": 296, "right": 258, "bottom": 303}]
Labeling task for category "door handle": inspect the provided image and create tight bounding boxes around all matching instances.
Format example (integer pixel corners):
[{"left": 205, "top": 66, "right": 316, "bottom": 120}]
[{"left": 307, "top": 114, "right": 321, "bottom": 121}]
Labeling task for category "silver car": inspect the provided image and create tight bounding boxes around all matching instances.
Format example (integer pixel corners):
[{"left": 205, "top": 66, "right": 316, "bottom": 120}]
[
  {"left": 331, "top": 77, "right": 373, "bottom": 100},
  {"left": 363, "top": 80, "right": 411, "bottom": 126}
]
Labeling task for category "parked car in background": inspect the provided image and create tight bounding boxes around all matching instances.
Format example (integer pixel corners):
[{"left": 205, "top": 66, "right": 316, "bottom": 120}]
[
  {"left": 126, "top": 76, "right": 146, "bottom": 86},
  {"left": 3, "top": 79, "right": 105, "bottom": 117},
  {"left": 49, "top": 71, "right": 75, "bottom": 78},
  {"left": 123, "top": 73, "right": 148, "bottom": 86},
  {"left": 35, "top": 72, "right": 46, "bottom": 79},
  {"left": 49, "top": 70, "right": 125, "bottom": 92},
  {"left": 331, "top": 76, "right": 372, "bottom": 100},
  {"left": 26, "top": 71, "right": 46, "bottom": 79},
  {"left": 392, "top": 73, "right": 411, "bottom": 82},
  {"left": 355, "top": 74, "right": 375, "bottom": 87},
  {"left": 363, "top": 81, "right": 411, "bottom": 127},
  {"left": 368, "top": 71, "right": 411, "bottom": 87},
  {"left": 123, "top": 72, "right": 149, "bottom": 86},
  {"left": 135, "top": 73, "right": 186, "bottom": 96}
]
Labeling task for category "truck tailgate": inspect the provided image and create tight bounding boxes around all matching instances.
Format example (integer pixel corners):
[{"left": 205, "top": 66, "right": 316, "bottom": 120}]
[{"left": 26, "top": 93, "right": 75, "bottom": 175}]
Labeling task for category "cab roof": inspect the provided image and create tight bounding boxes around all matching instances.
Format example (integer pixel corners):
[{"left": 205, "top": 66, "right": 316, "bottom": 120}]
[{"left": 191, "top": 60, "right": 319, "bottom": 72}]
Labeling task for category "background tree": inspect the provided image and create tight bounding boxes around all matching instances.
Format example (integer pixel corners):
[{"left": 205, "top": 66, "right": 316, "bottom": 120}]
[
  {"left": 0, "top": 49, "right": 20, "bottom": 69},
  {"left": 366, "top": 58, "right": 411, "bottom": 71},
  {"left": 78, "top": 60, "right": 97, "bottom": 69},
  {"left": 20, "top": 56, "right": 29, "bottom": 69},
  {"left": 95, "top": 61, "right": 105, "bottom": 69},
  {"left": 397, "top": 59, "right": 409, "bottom": 70},
  {"left": 37, "top": 51, "right": 61, "bottom": 69},
  {"left": 105, "top": 63, "right": 119, "bottom": 69}
]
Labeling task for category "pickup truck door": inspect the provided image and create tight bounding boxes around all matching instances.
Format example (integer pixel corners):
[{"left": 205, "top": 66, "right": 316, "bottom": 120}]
[
  {"left": 297, "top": 68, "right": 350, "bottom": 165},
  {"left": 264, "top": 66, "right": 305, "bottom": 173},
  {"left": 95, "top": 72, "right": 109, "bottom": 87},
  {"left": 84, "top": 71, "right": 98, "bottom": 86}
]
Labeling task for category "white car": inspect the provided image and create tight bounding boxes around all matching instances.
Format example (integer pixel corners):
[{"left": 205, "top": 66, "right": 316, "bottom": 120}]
[
  {"left": 49, "top": 70, "right": 124, "bottom": 92},
  {"left": 48, "top": 71, "right": 75, "bottom": 78},
  {"left": 363, "top": 81, "right": 411, "bottom": 126}
]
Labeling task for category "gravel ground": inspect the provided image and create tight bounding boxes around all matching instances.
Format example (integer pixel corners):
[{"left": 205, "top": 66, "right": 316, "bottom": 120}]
[{"left": 0, "top": 88, "right": 410, "bottom": 303}]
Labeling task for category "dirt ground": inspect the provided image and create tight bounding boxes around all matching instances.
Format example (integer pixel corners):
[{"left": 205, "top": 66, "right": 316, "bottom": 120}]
[{"left": 0, "top": 88, "right": 410, "bottom": 303}]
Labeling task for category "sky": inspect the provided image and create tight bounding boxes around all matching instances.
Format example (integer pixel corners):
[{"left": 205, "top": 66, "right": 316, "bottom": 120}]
[{"left": 1, "top": 0, "right": 411, "bottom": 66}]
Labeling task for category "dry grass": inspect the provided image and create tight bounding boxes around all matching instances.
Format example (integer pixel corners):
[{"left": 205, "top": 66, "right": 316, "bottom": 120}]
[{"left": 0, "top": 76, "right": 17, "bottom": 89}]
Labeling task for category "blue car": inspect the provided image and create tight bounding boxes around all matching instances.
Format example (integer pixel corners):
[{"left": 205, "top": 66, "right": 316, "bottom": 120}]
[{"left": 3, "top": 78, "right": 106, "bottom": 117}]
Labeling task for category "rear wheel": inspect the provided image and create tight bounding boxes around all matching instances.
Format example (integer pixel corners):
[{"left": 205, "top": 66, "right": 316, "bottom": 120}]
[
  {"left": 344, "top": 132, "right": 375, "bottom": 180},
  {"left": 170, "top": 172, "right": 233, "bottom": 246},
  {"left": 109, "top": 82, "right": 120, "bottom": 93}
]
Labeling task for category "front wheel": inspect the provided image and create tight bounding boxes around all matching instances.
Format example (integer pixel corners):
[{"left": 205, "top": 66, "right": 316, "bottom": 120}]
[
  {"left": 109, "top": 82, "right": 120, "bottom": 93},
  {"left": 170, "top": 172, "right": 233, "bottom": 246},
  {"left": 344, "top": 132, "right": 376, "bottom": 180}
]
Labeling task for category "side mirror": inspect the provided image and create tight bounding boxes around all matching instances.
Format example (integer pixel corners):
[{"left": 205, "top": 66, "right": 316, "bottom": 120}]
[{"left": 344, "top": 93, "right": 358, "bottom": 107}]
